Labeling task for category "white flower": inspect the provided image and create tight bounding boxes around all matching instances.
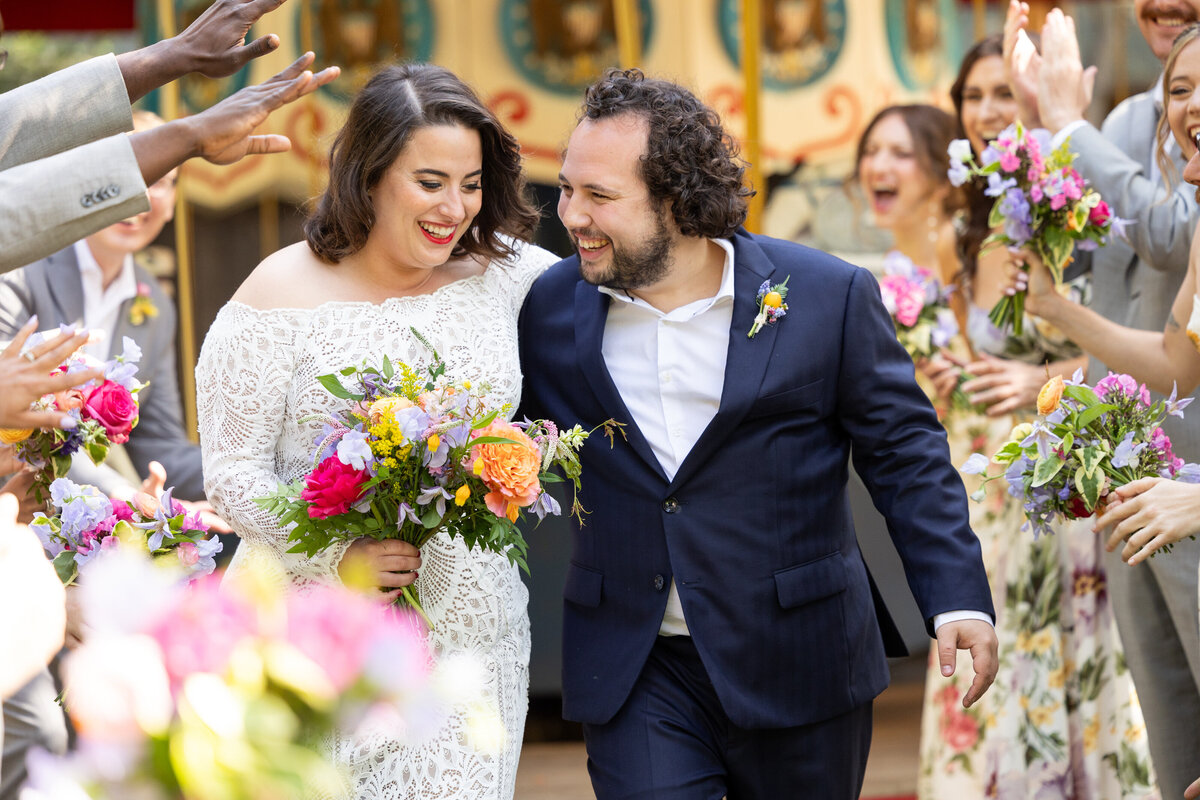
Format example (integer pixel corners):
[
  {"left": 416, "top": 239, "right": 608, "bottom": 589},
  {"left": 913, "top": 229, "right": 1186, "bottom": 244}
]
[
  {"left": 948, "top": 138, "right": 974, "bottom": 163},
  {"left": 960, "top": 453, "right": 991, "bottom": 474}
]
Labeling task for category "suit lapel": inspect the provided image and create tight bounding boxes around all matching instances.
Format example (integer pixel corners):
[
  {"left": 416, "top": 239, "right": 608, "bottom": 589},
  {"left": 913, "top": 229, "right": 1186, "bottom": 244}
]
[
  {"left": 574, "top": 280, "right": 668, "bottom": 482},
  {"left": 43, "top": 248, "right": 86, "bottom": 328},
  {"left": 668, "top": 232, "right": 780, "bottom": 491}
]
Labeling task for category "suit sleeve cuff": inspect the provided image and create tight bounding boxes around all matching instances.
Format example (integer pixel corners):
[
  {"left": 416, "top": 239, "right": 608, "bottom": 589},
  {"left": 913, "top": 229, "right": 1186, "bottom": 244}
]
[
  {"left": 933, "top": 610, "right": 995, "bottom": 632},
  {"left": 1051, "top": 120, "right": 1089, "bottom": 149}
]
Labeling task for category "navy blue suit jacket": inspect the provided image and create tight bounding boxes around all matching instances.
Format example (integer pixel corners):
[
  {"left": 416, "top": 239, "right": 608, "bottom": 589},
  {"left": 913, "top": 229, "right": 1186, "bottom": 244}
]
[{"left": 518, "top": 230, "right": 994, "bottom": 729}]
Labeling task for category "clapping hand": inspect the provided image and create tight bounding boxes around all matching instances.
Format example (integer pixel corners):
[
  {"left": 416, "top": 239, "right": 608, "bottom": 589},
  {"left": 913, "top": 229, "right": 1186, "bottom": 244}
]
[
  {"left": 1003, "top": 0, "right": 1043, "bottom": 128},
  {"left": 0, "top": 317, "right": 102, "bottom": 431},
  {"left": 174, "top": 0, "right": 289, "bottom": 79},
  {"left": 1035, "top": 9, "right": 1097, "bottom": 132}
]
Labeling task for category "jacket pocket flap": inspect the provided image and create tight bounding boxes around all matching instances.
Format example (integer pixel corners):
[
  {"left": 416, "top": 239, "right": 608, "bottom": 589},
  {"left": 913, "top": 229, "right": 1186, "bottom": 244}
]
[
  {"left": 774, "top": 552, "right": 848, "bottom": 609},
  {"left": 747, "top": 379, "right": 824, "bottom": 420},
  {"left": 564, "top": 561, "right": 603, "bottom": 607}
]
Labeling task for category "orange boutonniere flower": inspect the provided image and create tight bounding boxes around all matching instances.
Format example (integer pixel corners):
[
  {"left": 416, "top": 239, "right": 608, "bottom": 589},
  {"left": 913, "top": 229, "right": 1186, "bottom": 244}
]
[{"left": 129, "top": 283, "right": 159, "bottom": 327}]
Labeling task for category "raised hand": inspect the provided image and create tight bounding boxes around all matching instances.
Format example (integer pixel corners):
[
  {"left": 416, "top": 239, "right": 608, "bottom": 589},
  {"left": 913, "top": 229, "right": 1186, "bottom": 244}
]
[
  {"left": 935, "top": 618, "right": 999, "bottom": 708},
  {"left": 187, "top": 52, "right": 339, "bottom": 165},
  {"left": 0, "top": 317, "right": 103, "bottom": 431},
  {"left": 174, "top": 0, "right": 288, "bottom": 79},
  {"left": 1003, "top": 0, "right": 1043, "bottom": 127},
  {"left": 1036, "top": 9, "right": 1098, "bottom": 132}
]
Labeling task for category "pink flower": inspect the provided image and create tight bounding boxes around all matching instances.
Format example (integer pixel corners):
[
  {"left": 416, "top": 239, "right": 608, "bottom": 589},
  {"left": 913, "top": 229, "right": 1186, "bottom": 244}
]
[
  {"left": 110, "top": 497, "right": 135, "bottom": 523},
  {"left": 1089, "top": 201, "right": 1111, "bottom": 227},
  {"left": 285, "top": 585, "right": 382, "bottom": 692},
  {"left": 300, "top": 455, "right": 371, "bottom": 519},
  {"left": 176, "top": 541, "right": 200, "bottom": 567},
  {"left": 943, "top": 710, "right": 980, "bottom": 752},
  {"left": 1050, "top": 193, "right": 1068, "bottom": 211},
  {"left": 82, "top": 380, "right": 138, "bottom": 444},
  {"left": 999, "top": 151, "right": 1021, "bottom": 172},
  {"left": 147, "top": 576, "right": 256, "bottom": 691},
  {"left": 1030, "top": 183, "right": 1044, "bottom": 203}
]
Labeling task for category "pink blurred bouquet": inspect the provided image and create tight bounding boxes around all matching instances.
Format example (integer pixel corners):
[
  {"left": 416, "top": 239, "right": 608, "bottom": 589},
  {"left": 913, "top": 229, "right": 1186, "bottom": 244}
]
[
  {"left": 947, "top": 123, "right": 1126, "bottom": 335},
  {"left": 878, "top": 251, "right": 959, "bottom": 360},
  {"left": 257, "top": 329, "right": 616, "bottom": 628},
  {"left": 0, "top": 331, "right": 144, "bottom": 501},
  {"left": 30, "top": 476, "right": 222, "bottom": 584},
  {"left": 962, "top": 370, "right": 1200, "bottom": 543},
  {"left": 22, "top": 550, "right": 435, "bottom": 800}
]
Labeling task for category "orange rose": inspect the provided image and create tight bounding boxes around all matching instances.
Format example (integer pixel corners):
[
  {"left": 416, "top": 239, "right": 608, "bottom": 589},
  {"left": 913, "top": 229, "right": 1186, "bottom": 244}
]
[
  {"left": 471, "top": 421, "right": 542, "bottom": 519},
  {"left": 368, "top": 396, "right": 413, "bottom": 425},
  {"left": 0, "top": 428, "right": 32, "bottom": 444},
  {"left": 1037, "top": 375, "right": 1065, "bottom": 416},
  {"left": 53, "top": 387, "right": 85, "bottom": 413}
]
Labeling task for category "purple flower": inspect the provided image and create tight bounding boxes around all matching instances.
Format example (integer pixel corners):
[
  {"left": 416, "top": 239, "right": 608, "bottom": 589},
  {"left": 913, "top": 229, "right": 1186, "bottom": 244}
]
[
  {"left": 960, "top": 453, "right": 990, "bottom": 474},
  {"left": 417, "top": 485, "right": 454, "bottom": 518},
  {"left": 337, "top": 429, "right": 375, "bottom": 471},
  {"left": 948, "top": 160, "right": 970, "bottom": 187},
  {"left": 1020, "top": 421, "right": 1062, "bottom": 460},
  {"left": 999, "top": 187, "right": 1033, "bottom": 243},
  {"left": 531, "top": 491, "right": 561, "bottom": 520},
  {"left": 132, "top": 487, "right": 178, "bottom": 551},
  {"left": 980, "top": 145, "right": 1001, "bottom": 167},
  {"left": 1165, "top": 383, "right": 1195, "bottom": 418},
  {"left": 395, "top": 406, "right": 430, "bottom": 444},
  {"left": 985, "top": 172, "right": 1016, "bottom": 197},
  {"left": 1110, "top": 431, "right": 1146, "bottom": 469},
  {"left": 397, "top": 501, "right": 423, "bottom": 527}
]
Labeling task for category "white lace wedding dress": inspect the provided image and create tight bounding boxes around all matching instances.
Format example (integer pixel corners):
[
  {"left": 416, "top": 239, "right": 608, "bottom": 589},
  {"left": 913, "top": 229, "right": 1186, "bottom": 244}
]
[{"left": 195, "top": 240, "right": 560, "bottom": 799}]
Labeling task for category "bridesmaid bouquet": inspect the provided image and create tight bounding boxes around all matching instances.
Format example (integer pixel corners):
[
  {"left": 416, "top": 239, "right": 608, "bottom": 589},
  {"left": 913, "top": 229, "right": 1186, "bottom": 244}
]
[
  {"left": 30, "top": 476, "right": 222, "bottom": 585},
  {"left": 0, "top": 331, "right": 144, "bottom": 502},
  {"left": 24, "top": 549, "right": 435, "bottom": 800},
  {"left": 946, "top": 123, "right": 1125, "bottom": 335},
  {"left": 878, "top": 253, "right": 978, "bottom": 413},
  {"left": 257, "top": 329, "right": 615, "bottom": 628},
  {"left": 961, "top": 370, "right": 1200, "bottom": 542}
]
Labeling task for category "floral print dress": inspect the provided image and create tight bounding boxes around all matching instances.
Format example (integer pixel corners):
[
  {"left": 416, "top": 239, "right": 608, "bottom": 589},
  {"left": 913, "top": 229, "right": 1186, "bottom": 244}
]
[{"left": 916, "top": 280, "right": 1158, "bottom": 799}]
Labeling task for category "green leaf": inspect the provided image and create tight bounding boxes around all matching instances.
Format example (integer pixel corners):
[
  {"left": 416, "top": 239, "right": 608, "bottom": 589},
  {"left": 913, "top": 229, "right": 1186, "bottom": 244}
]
[
  {"left": 317, "top": 374, "right": 356, "bottom": 400},
  {"left": 1075, "top": 465, "right": 1103, "bottom": 511},
  {"left": 1031, "top": 455, "right": 1065, "bottom": 488},
  {"left": 1058, "top": 432, "right": 1074, "bottom": 454},
  {"left": 1075, "top": 403, "right": 1115, "bottom": 429},
  {"left": 52, "top": 551, "right": 78, "bottom": 585},
  {"left": 1077, "top": 445, "right": 1105, "bottom": 478},
  {"left": 422, "top": 509, "right": 442, "bottom": 529},
  {"left": 382, "top": 354, "right": 394, "bottom": 381},
  {"left": 470, "top": 409, "right": 502, "bottom": 430},
  {"left": 1039, "top": 227, "right": 1074, "bottom": 278},
  {"left": 86, "top": 440, "right": 108, "bottom": 465},
  {"left": 1063, "top": 384, "right": 1101, "bottom": 407},
  {"left": 470, "top": 436, "right": 519, "bottom": 446},
  {"left": 52, "top": 453, "right": 73, "bottom": 478}
]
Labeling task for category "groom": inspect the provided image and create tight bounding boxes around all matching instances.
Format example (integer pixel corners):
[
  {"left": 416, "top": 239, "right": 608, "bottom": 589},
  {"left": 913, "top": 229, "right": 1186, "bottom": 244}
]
[{"left": 518, "top": 69, "right": 998, "bottom": 799}]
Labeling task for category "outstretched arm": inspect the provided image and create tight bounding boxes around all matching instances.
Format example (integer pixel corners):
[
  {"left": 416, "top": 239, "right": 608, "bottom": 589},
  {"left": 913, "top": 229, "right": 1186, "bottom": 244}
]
[{"left": 1016, "top": 237, "right": 1200, "bottom": 395}]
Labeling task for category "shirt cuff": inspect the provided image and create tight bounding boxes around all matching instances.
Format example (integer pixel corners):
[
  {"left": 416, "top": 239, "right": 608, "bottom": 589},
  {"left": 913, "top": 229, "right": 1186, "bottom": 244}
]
[
  {"left": 1051, "top": 119, "right": 1088, "bottom": 149},
  {"left": 933, "top": 610, "right": 994, "bottom": 632}
]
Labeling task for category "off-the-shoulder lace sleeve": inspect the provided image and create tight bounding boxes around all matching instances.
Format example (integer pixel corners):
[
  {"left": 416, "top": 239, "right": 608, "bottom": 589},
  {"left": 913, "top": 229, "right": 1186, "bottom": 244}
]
[{"left": 195, "top": 302, "right": 351, "bottom": 589}]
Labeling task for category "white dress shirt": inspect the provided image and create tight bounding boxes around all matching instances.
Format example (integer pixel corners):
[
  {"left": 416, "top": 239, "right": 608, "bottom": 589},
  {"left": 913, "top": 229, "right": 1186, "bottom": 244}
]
[
  {"left": 74, "top": 239, "right": 137, "bottom": 362},
  {"left": 599, "top": 239, "right": 991, "bottom": 638}
]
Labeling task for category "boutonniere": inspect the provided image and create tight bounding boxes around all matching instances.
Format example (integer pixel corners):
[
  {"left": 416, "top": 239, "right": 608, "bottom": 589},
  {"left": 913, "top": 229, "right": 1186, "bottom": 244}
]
[
  {"left": 129, "top": 282, "right": 159, "bottom": 327},
  {"left": 747, "top": 276, "right": 789, "bottom": 338}
]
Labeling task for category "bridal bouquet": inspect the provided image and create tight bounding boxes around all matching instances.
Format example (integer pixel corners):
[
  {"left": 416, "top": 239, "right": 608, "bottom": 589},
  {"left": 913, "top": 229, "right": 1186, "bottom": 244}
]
[
  {"left": 0, "top": 331, "right": 145, "bottom": 502},
  {"left": 30, "top": 476, "right": 222, "bottom": 585},
  {"left": 961, "top": 370, "right": 1200, "bottom": 541},
  {"left": 22, "top": 549, "right": 435, "bottom": 800},
  {"left": 256, "top": 330, "right": 613, "bottom": 628},
  {"left": 947, "top": 123, "right": 1126, "bottom": 335}
]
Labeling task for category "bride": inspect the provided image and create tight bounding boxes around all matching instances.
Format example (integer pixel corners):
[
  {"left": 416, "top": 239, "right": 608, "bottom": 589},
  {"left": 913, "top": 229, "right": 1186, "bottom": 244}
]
[{"left": 196, "top": 63, "right": 557, "bottom": 799}]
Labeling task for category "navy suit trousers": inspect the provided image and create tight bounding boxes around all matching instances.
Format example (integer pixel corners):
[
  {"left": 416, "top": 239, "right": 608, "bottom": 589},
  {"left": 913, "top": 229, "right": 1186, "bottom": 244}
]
[{"left": 582, "top": 636, "right": 873, "bottom": 800}]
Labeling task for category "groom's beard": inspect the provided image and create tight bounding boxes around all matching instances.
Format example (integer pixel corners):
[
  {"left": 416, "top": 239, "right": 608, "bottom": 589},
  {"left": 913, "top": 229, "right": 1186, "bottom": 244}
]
[{"left": 575, "top": 211, "right": 674, "bottom": 291}]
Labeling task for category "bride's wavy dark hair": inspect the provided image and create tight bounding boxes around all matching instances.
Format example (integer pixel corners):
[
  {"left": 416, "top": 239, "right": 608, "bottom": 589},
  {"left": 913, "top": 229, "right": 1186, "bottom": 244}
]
[{"left": 305, "top": 63, "right": 539, "bottom": 264}]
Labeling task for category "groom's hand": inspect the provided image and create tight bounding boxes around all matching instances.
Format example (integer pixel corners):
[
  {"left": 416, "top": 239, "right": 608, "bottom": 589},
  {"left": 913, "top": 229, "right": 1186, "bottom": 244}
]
[{"left": 936, "top": 619, "right": 998, "bottom": 708}]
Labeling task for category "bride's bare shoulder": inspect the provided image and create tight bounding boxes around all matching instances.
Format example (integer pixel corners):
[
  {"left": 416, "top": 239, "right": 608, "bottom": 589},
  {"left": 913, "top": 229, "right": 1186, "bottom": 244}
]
[{"left": 231, "top": 242, "right": 347, "bottom": 310}]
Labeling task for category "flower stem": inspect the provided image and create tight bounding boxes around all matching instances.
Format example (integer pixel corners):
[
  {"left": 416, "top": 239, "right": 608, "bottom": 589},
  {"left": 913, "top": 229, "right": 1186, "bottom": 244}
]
[{"left": 396, "top": 584, "right": 434, "bottom": 632}]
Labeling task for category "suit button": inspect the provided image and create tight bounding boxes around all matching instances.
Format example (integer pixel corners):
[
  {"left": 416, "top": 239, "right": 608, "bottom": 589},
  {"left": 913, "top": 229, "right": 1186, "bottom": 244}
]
[
  {"left": 662, "top": 497, "right": 679, "bottom": 513},
  {"left": 653, "top": 574, "right": 665, "bottom": 591}
]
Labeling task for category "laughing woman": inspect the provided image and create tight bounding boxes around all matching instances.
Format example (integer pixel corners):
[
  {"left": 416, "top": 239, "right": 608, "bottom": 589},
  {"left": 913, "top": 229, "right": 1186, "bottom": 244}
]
[{"left": 854, "top": 39, "right": 1157, "bottom": 799}]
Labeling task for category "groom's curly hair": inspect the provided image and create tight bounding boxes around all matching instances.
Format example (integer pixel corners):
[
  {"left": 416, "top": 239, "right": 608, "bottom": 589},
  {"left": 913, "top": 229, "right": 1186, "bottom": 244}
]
[
  {"left": 579, "top": 69, "right": 752, "bottom": 239},
  {"left": 306, "top": 63, "right": 539, "bottom": 264}
]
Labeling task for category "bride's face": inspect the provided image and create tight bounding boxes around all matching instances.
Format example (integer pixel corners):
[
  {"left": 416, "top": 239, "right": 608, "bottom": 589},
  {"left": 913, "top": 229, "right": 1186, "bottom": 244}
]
[
  {"left": 369, "top": 123, "right": 484, "bottom": 271},
  {"left": 1167, "top": 38, "right": 1200, "bottom": 163}
]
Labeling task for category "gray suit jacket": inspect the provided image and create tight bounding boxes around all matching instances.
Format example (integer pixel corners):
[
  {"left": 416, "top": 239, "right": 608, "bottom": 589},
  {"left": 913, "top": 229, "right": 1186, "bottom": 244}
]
[
  {"left": 1071, "top": 88, "right": 1200, "bottom": 460},
  {"left": 0, "top": 246, "right": 205, "bottom": 500},
  {"left": 0, "top": 55, "right": 149, "bottom": 272}
]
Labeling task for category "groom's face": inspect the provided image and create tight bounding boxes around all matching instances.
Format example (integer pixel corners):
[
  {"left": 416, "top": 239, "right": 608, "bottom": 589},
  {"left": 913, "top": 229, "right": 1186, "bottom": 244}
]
[
  {"left": 1135, "top": 0, "right": 1200, "bottom": 61},
  {"left": 557, "top": 114, "right": 677, "bottom": 290}
]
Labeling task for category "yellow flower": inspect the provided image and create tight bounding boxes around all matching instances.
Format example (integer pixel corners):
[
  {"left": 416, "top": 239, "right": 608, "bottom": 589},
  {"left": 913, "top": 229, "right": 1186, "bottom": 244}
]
[
  {"left": 762, "top": 291, "right": 783, "bottom": 308},
  {"left": 427, "top": 433, "right": 440, "bottom": 452},
  {"left": 463, "top": 380, "right": 472, "bottom": 390},
  {"left": 1048, "top": 664, "right": 1066, "bottom": 689},
  {"left": 473, "top": 457, "right": 484, "bottom": 476},
  {"left": 455, "top": 484, "right": 471, "bottom": 506},
  {"left": 0, "top": 428, "right": 33, "bottom": 444},
  {"left": 1083, "top": 716, "right": 1100, "bottom": 753},
  {"left": 1030, "top": 629, "right": 1055, "bottom": 654},
  {"left": 1028, "top": 704, "right": 1057, "bottom": 727}
]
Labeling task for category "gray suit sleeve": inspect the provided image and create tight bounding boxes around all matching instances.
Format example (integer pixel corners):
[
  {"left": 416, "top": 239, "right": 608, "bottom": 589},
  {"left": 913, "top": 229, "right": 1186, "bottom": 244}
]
[
  {"left": 121, "top": 297, "right": 207, "bottom": 501},
  {"left": 0, "top": 55, "right": 133, "bottom": 171},
  {"left": 1070, "top": 122, "right": 1198, "bottom": 274},
  {"left": 0, "top": 136, "right": 149, "bottom": 273}
]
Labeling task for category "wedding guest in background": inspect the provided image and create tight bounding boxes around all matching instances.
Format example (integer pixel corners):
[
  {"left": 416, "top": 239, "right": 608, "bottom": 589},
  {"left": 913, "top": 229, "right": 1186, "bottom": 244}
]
[{"left": 1008, "top": 4, "right": 1200, "bottom": 794}]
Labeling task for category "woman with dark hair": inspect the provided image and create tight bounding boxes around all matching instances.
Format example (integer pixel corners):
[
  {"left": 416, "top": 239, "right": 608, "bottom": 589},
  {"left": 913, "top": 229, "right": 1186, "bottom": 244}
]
[
  {"left": 194, "top": 63, "right": 553, "bottom": 799},
  {"left": 910, "top": 37, "right": 1157, "bottom": 800}
]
